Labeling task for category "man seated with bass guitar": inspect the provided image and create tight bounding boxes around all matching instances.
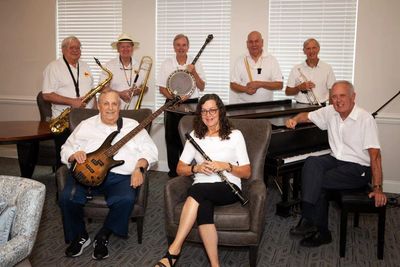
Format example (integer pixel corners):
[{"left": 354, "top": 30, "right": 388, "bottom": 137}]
[{"left": 58, "top": 90, "right": 158, "bottom": 260}]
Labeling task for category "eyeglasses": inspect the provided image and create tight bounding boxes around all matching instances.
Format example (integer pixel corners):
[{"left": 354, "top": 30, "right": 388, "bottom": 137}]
[{"left": 200, "top": 108, "right": 218, "bottom": 116}]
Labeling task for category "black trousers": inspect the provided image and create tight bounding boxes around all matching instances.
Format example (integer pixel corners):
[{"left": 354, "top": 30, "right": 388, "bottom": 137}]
[
  {"left": 164, "top": 98, "right": 198, "bottom": 177},
  {"left": 188, "top": 182, "right": 238, "bottom": 225},
  {"left": 301, "top": 154, "right": 371, "bottom": 232},
  {"left": 53, "top": 129, "right": 70, "bottom": 168}
]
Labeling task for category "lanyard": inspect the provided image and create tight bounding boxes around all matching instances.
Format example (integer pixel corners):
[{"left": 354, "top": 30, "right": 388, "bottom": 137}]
[
  {"left": 63, "top": 56, "right": 80, "bottom": 97},
  {"left": 120, "top": 56, "right": 133, "bottom": 87}
]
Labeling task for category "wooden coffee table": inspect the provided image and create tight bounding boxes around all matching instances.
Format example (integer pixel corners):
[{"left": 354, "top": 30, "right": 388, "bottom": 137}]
[{"left": 0, "top": 121, "right": 54, "bottom": 178}]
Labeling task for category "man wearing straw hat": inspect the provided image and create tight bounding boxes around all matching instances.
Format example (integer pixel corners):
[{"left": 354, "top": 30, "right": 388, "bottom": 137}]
[{"left": 100, "top": 33, "right": 147, "bottom": 109}]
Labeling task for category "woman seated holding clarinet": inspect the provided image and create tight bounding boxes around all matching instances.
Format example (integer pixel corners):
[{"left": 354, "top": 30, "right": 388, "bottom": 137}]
[{"left": 155, "top": 94, "right": 251, "bottom": 267}]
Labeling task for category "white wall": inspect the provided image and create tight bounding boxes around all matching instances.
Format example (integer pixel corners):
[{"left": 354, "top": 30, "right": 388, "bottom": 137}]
[{"left": 0, "top": 0, "right": 399, "bottom": 192}]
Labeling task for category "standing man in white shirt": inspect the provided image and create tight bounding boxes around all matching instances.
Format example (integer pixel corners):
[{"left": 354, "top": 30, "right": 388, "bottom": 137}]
[
  {"left": 286, "top": 81, "right": 386, "bottom": 247},
  {"left": 59, "top": 90, "right": 158, "bottom": 260},
  {"left": 285, "top": 38, "right": 336, "bottom": 105},
  {"left": 42, "top": 36, "right": 95, "bottom": 167},
  {"left": 157, "top": 34, "right": 206, "bottom": 177},
  {"left": 230, "top": 31, "right": 283, "bottom": 103},
  {"left": 100, "top": 33, "right": 147, "bottom": 109}
]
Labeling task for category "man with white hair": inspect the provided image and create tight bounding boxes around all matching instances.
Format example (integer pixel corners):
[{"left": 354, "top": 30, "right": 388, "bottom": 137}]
[
  {"left": 59, "top": 90, "right": 158, "bottom": 260},
  {"left": 286, "top": 81, "right": 386, "bottom": 247},
  {"left": 285, "top": 38, "right": 336, "bottom": 104},
  {"left": 42, "top": 36, "right": 95, "bottom": 167}
]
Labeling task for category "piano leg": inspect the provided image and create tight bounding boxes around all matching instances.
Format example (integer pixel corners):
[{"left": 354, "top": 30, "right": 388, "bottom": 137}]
[{"left": 276, "top": 172, "right": 301, "bottom": 217}]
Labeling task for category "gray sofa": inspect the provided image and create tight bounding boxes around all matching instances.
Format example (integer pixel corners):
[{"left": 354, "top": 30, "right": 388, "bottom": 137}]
[{"left": 0, "top": 176, "right": 46, "bottom": 267}]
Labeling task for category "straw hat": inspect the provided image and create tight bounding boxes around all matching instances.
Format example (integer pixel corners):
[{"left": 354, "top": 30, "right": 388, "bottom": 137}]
[{"left": 111, "top": 33, "right": 140, "bottom": 49}]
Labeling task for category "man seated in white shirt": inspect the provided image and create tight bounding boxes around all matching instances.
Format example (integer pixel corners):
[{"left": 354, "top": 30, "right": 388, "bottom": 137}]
[
  {"left": 58, "top": 90, "right": 158, "bottom": 260},
  {"left": 285, "top": 81, "right": 387, "bottom": 247}
]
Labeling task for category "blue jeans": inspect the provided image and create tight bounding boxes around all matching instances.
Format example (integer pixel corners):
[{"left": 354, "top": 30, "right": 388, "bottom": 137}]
[{"left": 59, "top": 171, "right": 137, "bottom": 242}]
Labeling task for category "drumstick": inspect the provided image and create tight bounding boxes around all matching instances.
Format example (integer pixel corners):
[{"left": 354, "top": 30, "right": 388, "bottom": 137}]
[{"left": 244, "top": 57, "right": 253, "bottom": 82}]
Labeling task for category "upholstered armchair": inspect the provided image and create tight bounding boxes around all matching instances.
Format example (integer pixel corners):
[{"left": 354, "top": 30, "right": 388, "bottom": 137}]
[
  {"left": 56, "top": 108, "right": 153, "bottom": 244},
  {"left": 0, "top": 175, "right": 46, "bottom": 267},
  {"left": 164, "top": 116, "right": 272, "bottom": 267},
  {"left": 36, "top": 91, "right": 57, "bottom": 171}
]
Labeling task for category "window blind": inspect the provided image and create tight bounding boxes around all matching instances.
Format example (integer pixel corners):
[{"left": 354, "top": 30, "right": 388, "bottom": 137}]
[
  {"left": 155, "top": 0, "right": 231, "bottom": 108},
  {"left": 268, "top": 0, "right": 358, "bottom": 100},
  {"left": 57, "top": 0, "right": 122, "bottom": 84}
]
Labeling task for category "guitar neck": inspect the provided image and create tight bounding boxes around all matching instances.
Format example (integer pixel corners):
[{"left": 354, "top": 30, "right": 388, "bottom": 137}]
[{"left": 106, "top": 99, "right": 179, "bottom": 156}]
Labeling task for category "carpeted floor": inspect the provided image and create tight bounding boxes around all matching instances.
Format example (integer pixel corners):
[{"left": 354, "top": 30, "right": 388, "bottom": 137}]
[{"left": 1, "top": 157, "right": 399, "bottom": 267}]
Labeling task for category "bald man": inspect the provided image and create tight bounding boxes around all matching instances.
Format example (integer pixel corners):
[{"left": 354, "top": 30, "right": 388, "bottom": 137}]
[{"left": 230, "top": 31, "right": 283, "bottom": 103}]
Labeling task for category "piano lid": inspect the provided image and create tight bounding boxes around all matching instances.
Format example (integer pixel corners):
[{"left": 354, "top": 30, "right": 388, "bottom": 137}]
[{"left": 225, "top": 99, "right": 321, "bottom": 119}]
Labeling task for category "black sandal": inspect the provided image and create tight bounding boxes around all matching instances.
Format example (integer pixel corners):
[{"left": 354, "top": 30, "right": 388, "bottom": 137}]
[{"left": 155, "top": 250, "right": 180, "bottom": 267}]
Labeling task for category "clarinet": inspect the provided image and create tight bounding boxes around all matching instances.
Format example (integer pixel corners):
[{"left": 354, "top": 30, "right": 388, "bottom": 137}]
[{"left": 185, "top": 133, "right": 249, "bottom": 206}]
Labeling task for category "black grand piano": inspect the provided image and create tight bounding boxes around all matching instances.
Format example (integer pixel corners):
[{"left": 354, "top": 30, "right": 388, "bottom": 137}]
[{"left": 167, "top": 99, "right": 330, "bottom": 217}]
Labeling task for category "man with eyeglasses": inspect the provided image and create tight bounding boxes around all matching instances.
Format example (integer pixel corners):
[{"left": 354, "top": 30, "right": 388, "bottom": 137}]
[
  {"left": 157, "top": 33, "right": 206, "bottom": 177},
  {"left": 230, "top": 31, "right": 283, "bottom": 103},
  {"left": 42, "top": 36, "right": 95, "bottom": 168},
  {"left": 100, "top": 33, "right": 147, "bottom": 109}
]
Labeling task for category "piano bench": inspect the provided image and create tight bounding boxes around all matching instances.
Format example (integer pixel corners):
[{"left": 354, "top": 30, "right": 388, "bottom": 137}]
[{"left": 338, "top": 192, "right": 386, "bottom": 260}]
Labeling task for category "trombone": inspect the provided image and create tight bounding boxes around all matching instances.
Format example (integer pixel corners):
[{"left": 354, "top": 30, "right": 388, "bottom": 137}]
[
  {"left": 124, "top": 56, "right": 152, "bottom": 110},
  {"left": 297, "top": 68, "right": 321, "bottom": 106}
]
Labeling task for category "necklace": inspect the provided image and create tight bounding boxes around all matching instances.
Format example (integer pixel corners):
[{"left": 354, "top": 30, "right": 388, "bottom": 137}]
[
  {"left": 120, "top": 56, "right": 132, "bottom": 87},
  {"left": 207, "top": 128, "right": 220, "bottom": 136}
]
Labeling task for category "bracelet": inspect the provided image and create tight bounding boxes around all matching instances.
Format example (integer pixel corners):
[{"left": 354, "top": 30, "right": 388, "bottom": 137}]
[
  {"left": 191, "top": 164, "right": 196, "bottom": 174},
  {"left": 227, "top": 163, "right": 233, "bottom": 173},
  {"left": 373, "top": 184, "right": 382, "bottom": 189}
]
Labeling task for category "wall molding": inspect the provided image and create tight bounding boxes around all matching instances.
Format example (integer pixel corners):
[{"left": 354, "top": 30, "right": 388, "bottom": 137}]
[
  {"left": 375, "top": 113, "right": 400, "bottom": 124},
  {"left": 0, "top": 95, "right": 36, "bottom": 105}
]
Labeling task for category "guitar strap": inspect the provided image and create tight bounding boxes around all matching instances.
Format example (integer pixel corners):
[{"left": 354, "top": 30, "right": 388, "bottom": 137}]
[{"left": 117, "top": 117, "right": 123, "bottom": 132}]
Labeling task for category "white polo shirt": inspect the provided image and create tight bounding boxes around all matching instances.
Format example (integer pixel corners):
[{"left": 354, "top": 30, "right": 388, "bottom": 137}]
[
  {"left": 42, "top": 58, "right": 94, "bottom": 117},
  {"left": 308, "top": 104, "right": 380, "bottom": 166},
  {"left": 156, "top": 56, "right": 206, "bottom": 99},
  {"left": 231, "top": 52, "right": 283, "bottom": 103},
  {"left": 287, "top": 60, "right": 336, "bottom": 104},
  {"left": 179, "top": 130, "right": 250, "bottom": 189},
  {"left": 100, "top": 57, "right": 146, "bottom": 109}
]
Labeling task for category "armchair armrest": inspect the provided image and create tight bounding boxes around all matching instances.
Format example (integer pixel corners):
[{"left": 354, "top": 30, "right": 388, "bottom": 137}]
[
  {"left": 247, "top": 180, "right": 267, "bottom": 233},
  {"left": 164, "top": 176, "right": 193, "bottom": 223},
  {"left": 56, "top": 165, "right": 69, "bottom": 192},
  {"left": 136, "top": 169, "right": 149, "bottom": 209}
]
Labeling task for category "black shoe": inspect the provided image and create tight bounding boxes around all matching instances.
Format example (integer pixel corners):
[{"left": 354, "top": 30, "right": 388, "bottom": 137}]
[
  {"left": 300, "top": 230, "right": 332, "bottom": 247},
  {"left": 289, "top": 218, "right": 317, "bottom": 237},
  {"left": 65, "top": 234, "right": 91, "bottom": 257},
  {"left": 92, "top": 237, "right": 109, "bottom": 260}
]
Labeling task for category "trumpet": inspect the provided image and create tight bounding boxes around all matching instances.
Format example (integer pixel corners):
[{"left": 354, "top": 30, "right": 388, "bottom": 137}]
[
  {"left": 124, "top": 56, "right": 152, "bottom": 110},
  {"left": 297, "top": 68, "right": 321, "bottom": 106},
  {"left": 49, "top": 58, "right": 113, "bottom": 134}
]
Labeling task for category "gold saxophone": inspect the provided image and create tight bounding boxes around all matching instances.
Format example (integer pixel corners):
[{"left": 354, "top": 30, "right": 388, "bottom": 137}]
[{"left": 49, "top": 58, "right": 113, "bottom": 134}]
